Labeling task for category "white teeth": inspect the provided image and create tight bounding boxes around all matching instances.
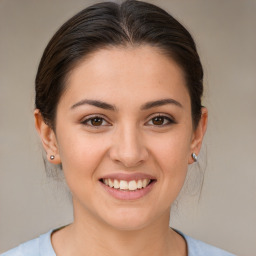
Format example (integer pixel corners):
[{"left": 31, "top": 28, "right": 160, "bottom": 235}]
[
  {"left": 128, "top": 180, "right": 137, "bottom": 191},
  {"left": 114, "top": 179, "right": 119, "bottom": 189},
  {"left": 142, "top": 179, "right": 148, "bottom": 188},
  {"left": 137, "top": 180, "right": 142, "bottom": 189},
  {"left": 108, "top": 179, "right": 114, "bottom": 187},
  {"left": 120, "top": 180, "right": 129, "bottom": 190},
  {"left": 103, "top": 178, "right": 151, "bottom": 191}
]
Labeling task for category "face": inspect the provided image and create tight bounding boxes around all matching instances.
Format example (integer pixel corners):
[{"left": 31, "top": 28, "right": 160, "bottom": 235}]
[{"left": 40, "top": 46, "right": 205, "bottom": 230}]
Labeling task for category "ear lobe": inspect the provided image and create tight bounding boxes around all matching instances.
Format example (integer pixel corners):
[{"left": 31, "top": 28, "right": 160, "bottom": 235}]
[
  {"left": 189, "top": 107, "right": 208, "bottom": 164},
  {"left": 34, "top": 109, "right": 61, "bottom": 164}
]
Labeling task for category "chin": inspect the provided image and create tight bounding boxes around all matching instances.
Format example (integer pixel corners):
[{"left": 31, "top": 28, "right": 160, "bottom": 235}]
[
  {"left": 107, "top": 219, "right": 151, "bottom": 231},
  {"left": 101, "top": 207, "right": 156, "bottom": 231}
]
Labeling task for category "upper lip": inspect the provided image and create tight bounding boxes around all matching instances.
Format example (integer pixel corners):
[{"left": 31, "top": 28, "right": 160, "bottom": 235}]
[{"left": 100, "top": 173, "right": 157, "bottom": 182}]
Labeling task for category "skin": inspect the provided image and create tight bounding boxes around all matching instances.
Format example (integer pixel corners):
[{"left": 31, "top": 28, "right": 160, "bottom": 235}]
[{"left": 35, "top": 45, "right": 208, "bottom": 256}]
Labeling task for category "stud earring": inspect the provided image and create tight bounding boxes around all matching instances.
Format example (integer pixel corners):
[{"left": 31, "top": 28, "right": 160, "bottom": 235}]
[
  {"left": 50, "top": 155, "right": 55, "bottom": 160},
  {"left": 192, "top": 153, "right": 198, "bottom": 162}
]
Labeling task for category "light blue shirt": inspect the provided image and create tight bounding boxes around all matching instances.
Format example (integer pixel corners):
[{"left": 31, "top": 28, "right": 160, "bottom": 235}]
[{"left": 1, "top": 229, "right": 236, "bottom": 256}]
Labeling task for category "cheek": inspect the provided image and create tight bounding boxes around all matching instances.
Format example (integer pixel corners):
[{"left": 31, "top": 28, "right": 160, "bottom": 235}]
[
  {"left": 57, "top": 131, "right": 108, "bottom": 179},
  {"left": 56, "top": 132, "right": 110, "bottom": 206},
  {"left": 149, "top": 128, "right": 192, "bottom": 169},
  {"left": 147, "top": 128, "right": 192, "bottom": 200},
  {"left": 156, "top": 140, "right": 189, "bottom": 188}
]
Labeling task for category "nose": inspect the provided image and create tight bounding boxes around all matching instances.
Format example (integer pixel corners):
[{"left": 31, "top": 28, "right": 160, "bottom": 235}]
[{"left": 109, "top": 125, "right": 149, "bottom": 168}]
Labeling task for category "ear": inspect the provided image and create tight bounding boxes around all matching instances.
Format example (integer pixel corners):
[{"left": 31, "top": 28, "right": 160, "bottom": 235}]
[
  {"left": 34, "top": 109, "right": 61, "bottom": 164},
  {"left": 188, "top": 107, "right": 208, "bottom": 164}
]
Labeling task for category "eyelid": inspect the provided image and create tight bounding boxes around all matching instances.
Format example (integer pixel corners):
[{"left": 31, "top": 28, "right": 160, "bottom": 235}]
[
  {"left": 80, "top": 114, "right": 111, "bottom": 126},
  {"left": 80, "top": 113, "right": 176, "bottom": 127},
  {"left": 145, "top": 113, "right": 176, "bottom": 126}
]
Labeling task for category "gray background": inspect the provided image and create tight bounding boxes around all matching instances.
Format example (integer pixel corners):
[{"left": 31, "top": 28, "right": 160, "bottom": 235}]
[{"left": 0, "top": 0, "right": 255, "bottom": 255}]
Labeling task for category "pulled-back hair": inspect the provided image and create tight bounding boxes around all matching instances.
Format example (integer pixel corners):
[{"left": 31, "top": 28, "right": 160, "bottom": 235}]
[{"left": 35, "top": 0, "right": 203, "bottom": 129}]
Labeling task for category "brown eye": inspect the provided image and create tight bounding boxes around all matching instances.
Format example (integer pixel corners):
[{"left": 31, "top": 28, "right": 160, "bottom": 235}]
[
  {"left": 152, "top": 116, "right": 165, "bottom": 125},
  {"left": 81, "top": 116, "right": 109, "bottom": 127},
  {"left": 147, "top": 115, "right": 174, "bottom": 126},
  {"left": 90, "top": 117, "right": 103, "bottom": 126}
]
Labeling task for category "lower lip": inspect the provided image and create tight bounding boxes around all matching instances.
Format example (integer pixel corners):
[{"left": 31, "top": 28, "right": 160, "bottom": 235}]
[{"left": 100, "top": 181, "right": 156, "bottom": 200}]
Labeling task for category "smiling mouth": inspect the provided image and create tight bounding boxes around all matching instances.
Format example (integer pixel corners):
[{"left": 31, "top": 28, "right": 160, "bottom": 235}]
[{"left": 100, "top": 178, "right": 155, "bottom": 191}]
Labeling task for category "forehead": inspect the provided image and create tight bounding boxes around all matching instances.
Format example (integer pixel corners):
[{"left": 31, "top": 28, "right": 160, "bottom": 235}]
[{"left": 62, "top": 45, "right": 190, "bottom": 109}]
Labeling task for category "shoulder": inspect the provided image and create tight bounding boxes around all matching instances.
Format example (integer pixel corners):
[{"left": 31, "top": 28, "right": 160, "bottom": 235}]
[
  {"left": 181, "top": 232, "right": 236, "bottom": 256},
  {"left": 1, "top": 230, "right": 55, "bottom": 256}
]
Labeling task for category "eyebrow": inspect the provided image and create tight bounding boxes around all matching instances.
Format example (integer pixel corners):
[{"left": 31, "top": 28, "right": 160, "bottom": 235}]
[
  {"left": 71, "top": 99, "right": 116, "bottom": 111},
  {"left": 140, "top": 98, "right": 183, "bottom": 110},
  {"left": 70, "top": 98, "right": 183, "bottom": 111}
]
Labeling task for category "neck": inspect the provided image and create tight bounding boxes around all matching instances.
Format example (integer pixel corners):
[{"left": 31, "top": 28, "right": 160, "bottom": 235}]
[{"left": 52, "top": 204, "right": 186, "bottom": 256}]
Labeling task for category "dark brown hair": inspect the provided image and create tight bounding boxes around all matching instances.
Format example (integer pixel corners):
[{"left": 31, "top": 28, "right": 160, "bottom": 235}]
[{"left": 35, "top": 0, "right": 203, "bottom": 129}]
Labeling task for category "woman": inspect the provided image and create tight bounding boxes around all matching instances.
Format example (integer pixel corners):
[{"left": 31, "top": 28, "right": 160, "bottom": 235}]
[{"left": 2, "top": 0, "right": 235, "bottom": 255}]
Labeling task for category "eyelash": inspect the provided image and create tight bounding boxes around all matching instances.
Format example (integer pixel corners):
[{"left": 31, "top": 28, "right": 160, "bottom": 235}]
[
  {"left": 146, "top": 114, "right": 175, "bottom": 126},
  {"left": 81, "top": 115, "right": 110, "bottom": 128},
  {"left": 81, "top": 114, "right": 175, "bottom": 128}
]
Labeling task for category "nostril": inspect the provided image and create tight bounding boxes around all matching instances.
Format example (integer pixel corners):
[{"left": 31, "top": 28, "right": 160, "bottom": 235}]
[{"left": 108, "top": 137, "right": 149, "bottom": 167}]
